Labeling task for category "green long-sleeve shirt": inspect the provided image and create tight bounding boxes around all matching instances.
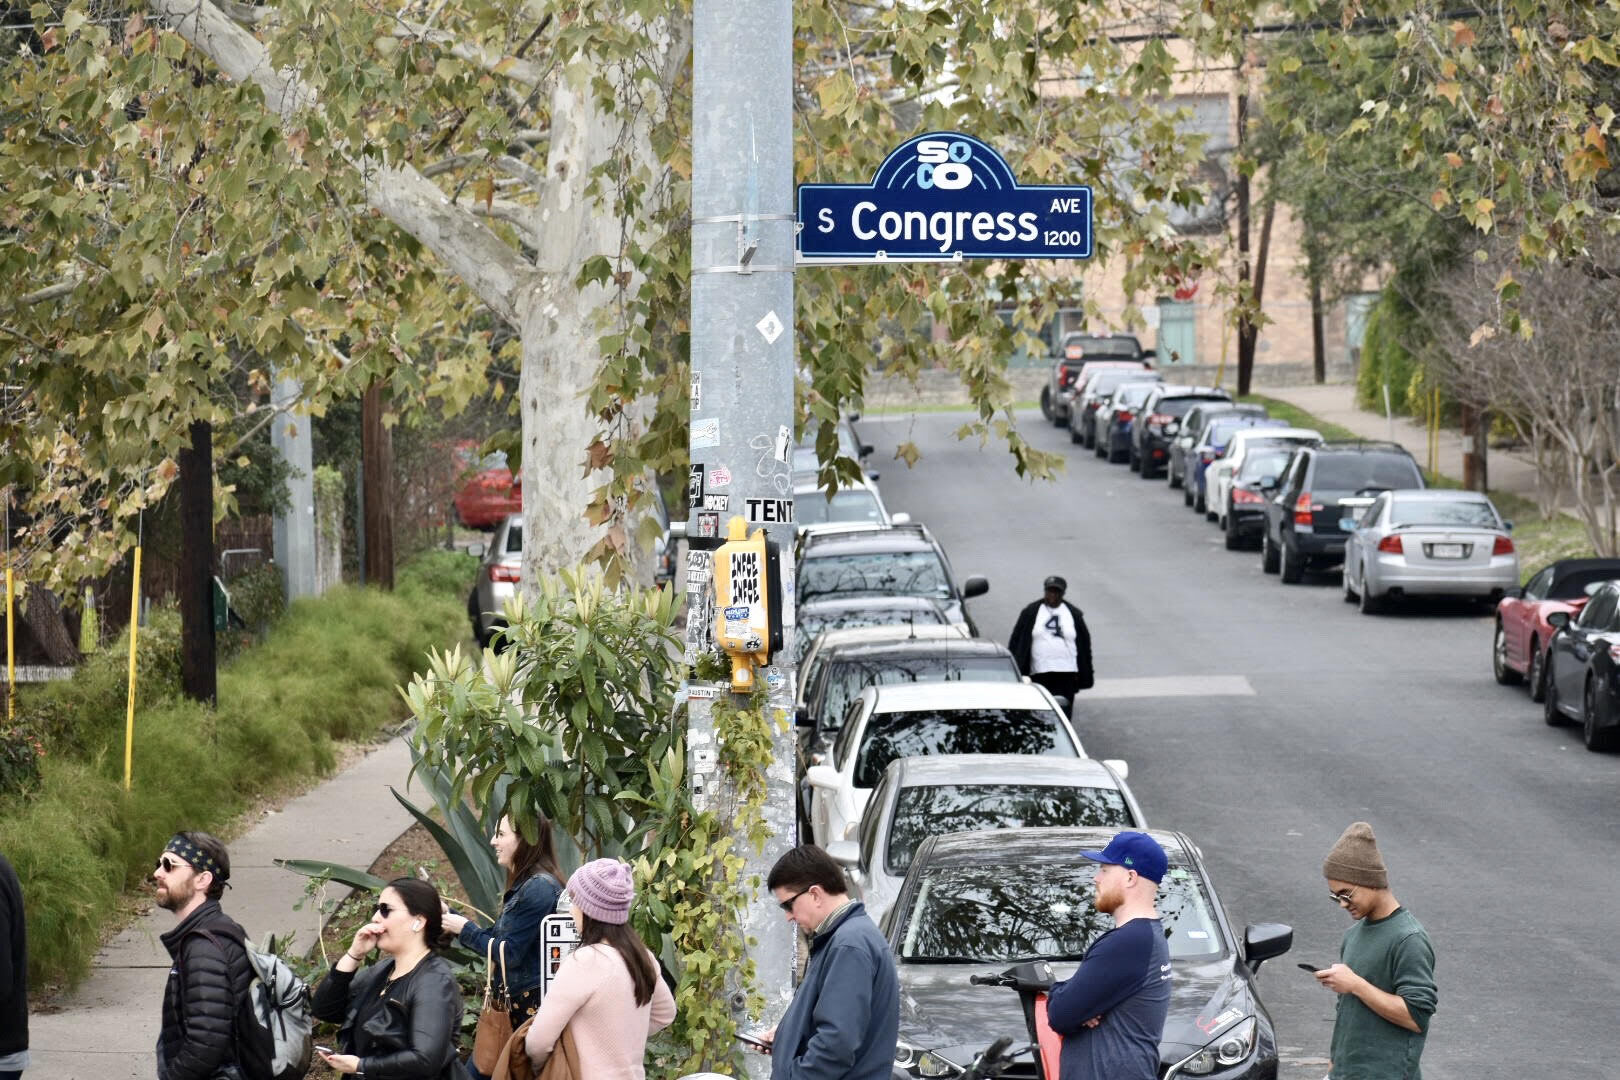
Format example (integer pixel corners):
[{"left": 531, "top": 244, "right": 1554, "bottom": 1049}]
[{"left": 1331, "top": 906, "right": 1437, "bottom": 1080}]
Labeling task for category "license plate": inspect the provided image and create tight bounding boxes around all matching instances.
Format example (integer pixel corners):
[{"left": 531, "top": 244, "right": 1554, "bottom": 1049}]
[{"left": 1431, "top": 543, "right": 1465, "bottom": 559}]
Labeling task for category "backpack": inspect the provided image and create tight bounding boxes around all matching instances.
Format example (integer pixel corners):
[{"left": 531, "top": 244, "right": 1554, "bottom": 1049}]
[{"left": 192, "top": 929, "right": 314, "bottom": 1080}]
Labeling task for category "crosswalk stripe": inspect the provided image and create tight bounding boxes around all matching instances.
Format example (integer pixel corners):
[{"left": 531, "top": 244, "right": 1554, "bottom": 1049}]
[{"left": 1085, "top": 675, "right": 1256, "bottom": 699}]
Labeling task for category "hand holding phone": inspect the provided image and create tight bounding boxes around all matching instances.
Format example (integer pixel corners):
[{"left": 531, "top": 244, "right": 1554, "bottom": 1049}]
[
  {"left": 737, "top": 1032, "right": 772, "bottom": 1052},
  {"left": 316, "top": 1046, "right": 336, "bottom": 1056},
  {"left": 1296, "top": 962, "right": 1322, "bottom": 973}
]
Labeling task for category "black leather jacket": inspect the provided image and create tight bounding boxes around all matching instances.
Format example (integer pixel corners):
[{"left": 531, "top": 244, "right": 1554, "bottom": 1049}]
[
  {"left": 157, "top": 900, "right": 255, "bottom": 1080},
  {"left": 312, "top": 954, "right": 466, "bottom": 1080}
]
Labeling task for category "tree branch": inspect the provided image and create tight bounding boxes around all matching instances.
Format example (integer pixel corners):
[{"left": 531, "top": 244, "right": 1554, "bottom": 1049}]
[
  {"left": 152, "top": 0, "right": 538, "bottom": 325},
  {"left": 470, "top": 199, "right": 544, "bottom": 249},
  {"left": 391, "top": 19, "right": 548, "bottom": 89}
]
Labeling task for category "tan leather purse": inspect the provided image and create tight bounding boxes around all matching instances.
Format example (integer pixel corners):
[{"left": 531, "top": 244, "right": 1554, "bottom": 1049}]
[{"left": 470, "top": 940, "right": 512, "bottom": 1074}]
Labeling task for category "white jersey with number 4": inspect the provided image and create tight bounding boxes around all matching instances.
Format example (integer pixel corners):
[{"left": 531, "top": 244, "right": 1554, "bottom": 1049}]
[{"left": 1030, "top": 603, "right": 1077, "bottom": 674}]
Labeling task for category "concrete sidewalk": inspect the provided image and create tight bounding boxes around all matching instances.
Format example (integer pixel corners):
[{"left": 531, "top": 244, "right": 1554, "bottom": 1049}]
[
  {"left": 1258, "top": 382, "right": 1547, "bottom": 506},
  {"left": 29, "top": 735, "right": 420, "bottom": 1080}
]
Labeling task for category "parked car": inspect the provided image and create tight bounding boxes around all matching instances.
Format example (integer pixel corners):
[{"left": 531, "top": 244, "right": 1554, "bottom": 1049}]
[
  {"left": 1221, "top": 443, "right": 1305, "bottom": 551},
  {"left": 796, "top": 523, "right": 988, "bottom": 635},
  {"left": 1259, "top": 441, "right": 1426, "bottom": 584},
  {"left": 1341, "top": 490, "right": 1518, "bottom": 614},
  {"left": 1208, "top": 427, "right": 1324, "bottom": 536},
  {"left": 1130, "top": 385, "right": 1232, "bottom": 478},
  {"left": 453, "top": 443, "right": 521, "bottom": 529},
  {"left": 827, "top": 755, "right": 1143, "bottom": 923},
  {"left": 1166, "top": 403, "right": 1264, "bottom": 489},
  {"left": 796, "top": 623, "right": 973, "bottom": 719},
  {"left": 1543, "top": 580, "right": 1620, "bottom": 750},
  {"left": 793, "top": 477, "right": 905, "bottom": 534},
  {"left": 794, "top": 595, "right": 953, "bottom": 665},
  {"left": 1069, "top": 368, "right": 1162, "bottom": 448},
  {"left": 803, "top": 681, "right": 1085, "bottom": 846},
  {"left": 1040, "top": 335, "right": 1149, "bottom": 426},
  {"left": 1095, "top": 379, "right": 1164, "bottom": 464},
  {"left": 793, "top": 415, "right": 873, "bottom": 483},
  {"left": 885, "top": 827, "right": 1293, "bottom": 1080},
  {"left": 1494, "top": 558, "right": 1620, "bottom": 699},
  {"left": 466, "top": 513, "right": 522, "bottom": 648},
  {"left": 1189, "top": 417, "right": 1288, "bottom": 516},
  {"left": 1056, "top": 359, "right": 1154, "bottom": 434}
]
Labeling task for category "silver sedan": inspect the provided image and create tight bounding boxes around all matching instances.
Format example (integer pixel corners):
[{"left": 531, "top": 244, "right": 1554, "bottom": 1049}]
[{"left": 1342, "top": 489, "right": 1520, "bottom": 614}]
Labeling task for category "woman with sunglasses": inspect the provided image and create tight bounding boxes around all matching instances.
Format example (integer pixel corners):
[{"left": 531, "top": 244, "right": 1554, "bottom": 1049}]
[
  {"left": 312, "top": 878, "right": 466, "bottom": 1080},
  {"left": 524, "top": 859, "right": 675, "bottom": 1079},
  {"left": 441, "top": 814, "right": 564, "bottom": 1064}
]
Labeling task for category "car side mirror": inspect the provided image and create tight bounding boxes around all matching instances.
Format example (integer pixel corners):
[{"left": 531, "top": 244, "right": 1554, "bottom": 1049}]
[
  {"left": 1243, "top": 922, "right": 1293, "bottom": 972},
  {"left": 860, "top": 443, "right": 875, "bottom": 459},
  {"left": 890, "top": 512, "right": 912, "bottom": 525},
  {"left": 1258, "top": 476, "right": 1278, "bottom": 491},
  {"left": 866, "top": 470, "right": 881, "bottom": 482},
  {"left": 1339, "top": 517, "right": 1358, "bottom": 533},
  {"left": 795, "top": 705, "right": 813, "bottom": 728},
  {"left": 963, "top": 575, "right": 990, "bottom": 599},
  {"left": 1501, "top": 586, "right": 1523, "bottom": 600},
  {"left": 1101, "top": 758, "right": 1129, "bottom": 780},
  {"left": 826, "top": 839, "right": 860, "bottom": 869},
  {"left": 1165, "top": 421, "right": 1180, "bottom": 436},
  {"left": 1503, "top": 520, "right": 1514, "bottom": 532},
  {"left": 847, "top": 411, "right": 862, "bottom": 422},
  {"left": 1547, "top": 611, "right": 1570, "bottom": 629},
  {"left": 467, "top": 542, "right": 486, "bottom": 559},
  {"left": 805, "top": 764, "right": 842, "bottom": 790}
]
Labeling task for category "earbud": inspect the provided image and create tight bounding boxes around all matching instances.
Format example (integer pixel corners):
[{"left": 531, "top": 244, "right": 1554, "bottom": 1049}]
[{"left": 413, "top": 920, "right": 423, "bottom": 932}]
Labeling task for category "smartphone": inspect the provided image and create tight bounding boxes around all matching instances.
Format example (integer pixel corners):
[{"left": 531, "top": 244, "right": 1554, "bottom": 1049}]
[
  {"left": 1297, "top": 962, "right": 1323, "bottom": 973},
  {"left": 736, "top": 1032, "right": 771, "bottom": 1050},
  {"left": 315, "top": 1046, "right": 336, "bottom": 1056}
]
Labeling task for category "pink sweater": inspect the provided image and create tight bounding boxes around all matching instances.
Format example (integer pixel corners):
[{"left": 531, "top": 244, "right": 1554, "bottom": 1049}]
[{"left": 525, "top": 943, "right": 676, "bottom": 1080}]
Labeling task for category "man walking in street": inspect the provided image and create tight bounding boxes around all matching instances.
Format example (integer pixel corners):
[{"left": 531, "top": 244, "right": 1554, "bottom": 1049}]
[
  {"left": 1317, "top": 822, "right": 1437, "bottom": 1080},
  {"left": 1008, "top": 575, "right": 1094, "bottom": 702},
  {"left": 1, "top": 852, "right": 27, "bottom": 1080},
  {"left": 154, "top": 832, "right": 254, "bottom": 1080},
  {"left": 758, "top": 845, "right": 898, "bottom": 1080},
  {"left": 1046, "top": 832, "right": 1172, "bottom": 1080}
]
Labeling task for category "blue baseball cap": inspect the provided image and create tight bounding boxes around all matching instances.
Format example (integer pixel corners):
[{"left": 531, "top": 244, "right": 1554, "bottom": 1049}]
[{"left": 1080, "top": 831, "right": 1168, "bottom": 883}]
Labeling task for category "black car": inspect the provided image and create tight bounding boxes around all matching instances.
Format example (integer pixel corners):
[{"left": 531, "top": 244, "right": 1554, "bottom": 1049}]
[
  {"left": 1544, "top": 580, "right": 1620, "bottom": 751},
  {"left": 1258, "top": 441, "right": 1425, "bottom": 583},
  {"left": 1097, "top": 380, "right": 1163, "bottom": 464},
  {"left": 887, "top": 827, "right": 1293, "bottom": 1080},
  {"left": 1167, "top": 403, "right": 1264, "bottom": 490},
  {"left": 1131, "top": 385, "right": 1232, "bottom": 479},
  {"left": 796, "top": 523, "right": 989, "bottom": 635},
  {"left": 1041, "top": 334, "right": 1149, "bottom": 426}
]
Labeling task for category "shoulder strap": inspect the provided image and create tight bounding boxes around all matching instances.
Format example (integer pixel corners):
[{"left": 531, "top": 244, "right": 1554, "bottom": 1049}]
[{"left": 173, "top": 925, "right": 246, "bottom": 1053}]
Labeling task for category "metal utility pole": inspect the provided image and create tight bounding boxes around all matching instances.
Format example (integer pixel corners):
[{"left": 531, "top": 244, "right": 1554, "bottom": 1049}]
[
  {"left": 177, "top": 419, "right": 217, "bottom": 705},
  {"left": 685, "top": 0, "right": 797, "bottom": 1064},
  {"left": 271, "top": 376, "right": 318, "bottom": 599}
]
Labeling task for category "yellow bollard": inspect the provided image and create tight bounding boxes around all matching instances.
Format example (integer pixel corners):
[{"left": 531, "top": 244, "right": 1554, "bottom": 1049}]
[
  {"left": 124, "top": 546, "right": 142, "bottom": 791},
  {"left": 5, "top": 567, "right": 13, "bottom": 724}
]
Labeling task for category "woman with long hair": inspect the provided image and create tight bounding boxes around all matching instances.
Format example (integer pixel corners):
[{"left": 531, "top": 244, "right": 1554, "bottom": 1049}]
[
  {"left": 312, "top": 877, "right": 464, "bottom": 1080},
  {"left": 442, "top": 814, "right": 565, "bottom": 1045},
  {"left": 525, "top": 859, "right": 675, "bottom": 1080}
]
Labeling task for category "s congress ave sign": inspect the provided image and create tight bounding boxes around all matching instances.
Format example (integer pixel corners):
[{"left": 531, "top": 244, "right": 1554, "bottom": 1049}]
[{"left": 797, "top": 132, "right": 1092, "bottom": 263}]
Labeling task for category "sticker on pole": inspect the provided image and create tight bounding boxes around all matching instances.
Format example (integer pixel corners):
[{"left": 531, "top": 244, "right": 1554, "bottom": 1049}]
[{"left": 798, "top": 132, "right": 1092, "bottom": 262}]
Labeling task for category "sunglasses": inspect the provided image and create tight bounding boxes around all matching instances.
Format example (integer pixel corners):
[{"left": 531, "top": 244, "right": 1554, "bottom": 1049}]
[
  {"left": 778, "top": 888, "right": 810, "bottom": 914},
  {"left": 374, "top": 901, "right": 396, "bottom": 919},
  {"left": 1328, "top": 888, "right": 1356, "bottom": 906},
  {"left": 156, "top": 855, "right": 192, "bottom": 875}
]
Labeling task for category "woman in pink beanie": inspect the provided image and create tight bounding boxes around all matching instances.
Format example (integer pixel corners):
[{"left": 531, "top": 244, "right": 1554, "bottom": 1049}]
[{"left": 524, "top": 859, "right": 675, "bottom": 1079}]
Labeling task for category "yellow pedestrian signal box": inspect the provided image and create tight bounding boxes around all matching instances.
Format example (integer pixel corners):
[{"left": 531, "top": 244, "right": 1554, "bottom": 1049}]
[{"left": 712, "top": 516, "right": 784, "bottom": 692}]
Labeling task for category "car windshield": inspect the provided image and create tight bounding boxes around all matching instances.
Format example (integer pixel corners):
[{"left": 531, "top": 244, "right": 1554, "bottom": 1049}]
[
  {"left": 796, "top": 608, "right": 947, "bottom": 663},
  {"left": 898, "top": 860, "right": 1224, "bottom": 962},
  {"left": 818, "top": 656, "right": 1021, "bottom": 735},
  {"left": 1389, "top": 497, "right": 1500, "bottom": 529},
  {"left": 796, "top": 490, "right": 884, "bottom": 526},
  {"left": 886, "top": 785, "right": 1134, "bottom": 876},
  {"left": 1089, "top": 371, "right": 1151, "bottom": 397},
  {"left": 854, "top": 709, "right": 1076, "bottom": 788},
  {"left": 800, "top": 551, "right": 952, "bottom": 601},
  {"left": 1239, "top": 449, "right": 1295, "bottom": 480},
  {"left": 1205, "top": 417, "right": 1261, "bottom": 445},
  {"left": 1069, "top": 337, "right": 1140, "bottom": 357},
  {"left": 504, "top": 522, "right": 523, "bottom": 553},
  {"left": 1549, "top": 568, "right": 1620, "bottom": 601},
  {"left": 1313, "top": 453, "right": 1423, "bottom": 490},
  {"left": 1114, "top": 384, "right": 1156, "bottom": 408}
]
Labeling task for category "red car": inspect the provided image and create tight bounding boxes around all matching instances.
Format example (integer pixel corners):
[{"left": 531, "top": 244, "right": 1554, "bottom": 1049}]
[
  {"left": 453, "top": 441, "right": 522, "bottom": 530},
  {"left": 1494, "top": 557, "right": 1620, "bottom": 700}
]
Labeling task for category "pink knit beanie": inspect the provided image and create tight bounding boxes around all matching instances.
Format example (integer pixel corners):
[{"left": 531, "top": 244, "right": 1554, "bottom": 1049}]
[{"left": 568, "top": 859, "right": 634, "bottom": 924}]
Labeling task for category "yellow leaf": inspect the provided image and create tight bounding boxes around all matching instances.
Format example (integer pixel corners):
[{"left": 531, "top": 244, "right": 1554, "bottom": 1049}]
[
  {"left": 142, "top": 308, "right": 164, "bottom": 338},
  {"left": 1450, "top": 21, "right": 1476, "bottom": 48},
  {"left": 1445, "top": 152, "right": 1464, "bottom": 168},
  {"left": 1585, "top": 124, "right": 1606, "bottom": 150},
  {"left": 475, "top": 176, "right": 494, "bottom": 210},
  {"left": 1431, "top": 188, "right": 1452, "bottom": 209},
  {"left": 1475, "top": 197, "right": 1495, "bottom": 215},
  {"left": 1436, "top": 81, "right": 1461, "bottom": 105}
]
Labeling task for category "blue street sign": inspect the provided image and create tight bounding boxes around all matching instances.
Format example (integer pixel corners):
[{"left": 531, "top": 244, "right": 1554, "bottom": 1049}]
[{"left": 797, "top": 132, "right": 1093, "bottom": 262}]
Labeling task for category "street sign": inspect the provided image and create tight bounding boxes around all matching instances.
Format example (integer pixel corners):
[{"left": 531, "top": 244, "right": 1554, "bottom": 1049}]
[{"left": 798, "top": 132, "right": 1093, "bottom": 263}]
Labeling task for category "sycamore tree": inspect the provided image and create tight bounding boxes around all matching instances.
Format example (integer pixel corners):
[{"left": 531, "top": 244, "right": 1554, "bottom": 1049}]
[{"left": 5, "top": 0, "right": 1269, "bottom": 599}]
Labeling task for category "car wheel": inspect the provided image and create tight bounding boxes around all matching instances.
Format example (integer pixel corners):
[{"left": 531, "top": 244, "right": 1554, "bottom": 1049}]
[
  {"left": 1128, "top": 449, "right": 1141, "bottom": 471},
  {"left": 1261, "top": 530, "right": 1280, "bottom": 574},
  {"left": 1358, "top": 574, "right": 1383, "bottom": 614},
  {"left": 1139, "top": 459, "right": 1157, "bottom": 480},
  {"left": 1096, "top": 433, "right": 1110, "bottom": 459},
  {"left": 1069, "top": 420, "right": 1084, "bottom": 444},
  {"left": 1108, "top": 440, "right": 1126, "bottom": 464},
  {"left": 1492, "top": 622, "right": 1524, "bottom": 685},
  {"left": 1183, "top": 483, "right": 1194, "bottom": 508},
  {"left": 1584, "top": 677, "right": 1620, "bottom": 751},
  {"left": 1040, "top": 387, "right": 1053, "bottom": 421},
  {"left": 1193, "top": 488, "right": 1206, "bottom": 514},
  {"left": 1225, "top": 511, "right": 1244, "bottom": 551},
  {"left": 1084, "top": 425, "right": 1096, "bottom": 450},
  {"left": 1280, "top": 541, "right": 1306, "bottom": 584},
  {"left": 1544, "top": 667, "right": 1567, "bottom": 726},
  {"left": 1342, "top": 560, "right": 1358, "bottom": 602},
  {"left": 1528, "top": 639, "right": 1547, "bottom": 702},
  {"left": 1168, "top": 463, "right": 1183, "bottom": 490}
]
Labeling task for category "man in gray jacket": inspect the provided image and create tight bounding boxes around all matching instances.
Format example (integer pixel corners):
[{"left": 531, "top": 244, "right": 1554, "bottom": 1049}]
[{"left": 760, "top": 846, "right": 898, "bottom": 1080}]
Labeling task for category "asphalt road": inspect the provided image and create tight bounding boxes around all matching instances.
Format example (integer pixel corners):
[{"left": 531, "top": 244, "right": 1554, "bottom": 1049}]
[{"left": 858, "top": 407, "right": 1619, "bottom": 1080}]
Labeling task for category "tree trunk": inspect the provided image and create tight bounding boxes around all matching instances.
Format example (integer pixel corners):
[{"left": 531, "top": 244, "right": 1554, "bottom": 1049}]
[
  {"left": 20, "top": 585, "right": 79, "bottom": 666},
  {"left": 362, "top": 381, "right": 395, "bottom": 590},
  {"left": 1310, "top": 273, "right": 1326, "bottom": 384},
  {"left": 1464, "top": 407, "right": 1490, "bottom": 492},
  {"left": 178, "top": 419, "right": 217, "bottom": 705},
  {"left": 1234, "top": 93, "right": 1252, "bottom": 396}
]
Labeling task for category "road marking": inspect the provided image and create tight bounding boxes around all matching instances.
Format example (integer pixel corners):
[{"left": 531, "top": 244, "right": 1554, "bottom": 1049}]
[{"left": 1087, "top": 675, "right": 1256, "bottom": 699}]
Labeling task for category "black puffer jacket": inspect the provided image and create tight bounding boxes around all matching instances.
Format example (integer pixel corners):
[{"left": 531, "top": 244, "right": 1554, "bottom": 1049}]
[
  {"left": 312, "top": 954, "right": 466, "bottom": 1080},
  {"left": 157, "top": 900, "right": 255, "bottom": 1080}
]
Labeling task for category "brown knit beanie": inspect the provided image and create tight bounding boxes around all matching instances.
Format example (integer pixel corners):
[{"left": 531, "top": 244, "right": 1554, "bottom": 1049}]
[{"left": 1322, "top": 821, "right": 1389, "bottom": 889}]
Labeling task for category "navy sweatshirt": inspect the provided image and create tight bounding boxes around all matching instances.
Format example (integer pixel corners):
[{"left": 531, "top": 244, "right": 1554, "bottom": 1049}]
[{"left": 1045, "top": 918, "right": 1170, "bottom": 1080}]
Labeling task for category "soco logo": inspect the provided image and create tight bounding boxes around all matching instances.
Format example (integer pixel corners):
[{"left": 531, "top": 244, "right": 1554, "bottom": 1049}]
[{"left": 911, "top": 139, "right": 975, "bottom": 191}]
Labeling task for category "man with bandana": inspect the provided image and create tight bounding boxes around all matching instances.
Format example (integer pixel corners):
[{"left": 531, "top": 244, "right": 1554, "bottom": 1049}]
[{"left": 153, "top": 831, "right": 254, "bottom": 1080}]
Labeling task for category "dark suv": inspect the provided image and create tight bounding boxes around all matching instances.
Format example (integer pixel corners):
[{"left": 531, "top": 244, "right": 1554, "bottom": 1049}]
[
  {"left": 1259, "top": 442, "right": 1426, "bottom": 583},
  {"left": 1130, "top": 384, "right": 1232, "bottom": 478},
  {"left": 1040, "top": 334, "right": 1149, "bottom": 427},
  {"left": 796, "top": 523, "right": 989, "bottom": 633}
]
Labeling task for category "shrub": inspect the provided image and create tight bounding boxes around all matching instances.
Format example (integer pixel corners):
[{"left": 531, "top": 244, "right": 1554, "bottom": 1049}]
[{"left": 1, "top": 553, "right": 472, "bottom": 989}]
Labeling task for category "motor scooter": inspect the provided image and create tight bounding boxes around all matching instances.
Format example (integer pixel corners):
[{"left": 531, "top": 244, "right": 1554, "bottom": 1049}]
[{"left": 967, "top": 961, "right": 1063, "bottom": 1080}]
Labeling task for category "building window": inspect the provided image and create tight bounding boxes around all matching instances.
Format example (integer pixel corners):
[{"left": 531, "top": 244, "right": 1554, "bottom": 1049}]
[
  {"left": 1156, "top": 300, "right": 1197, "bottom": 365},
  {"left": 1344, "top": 292, "right": 1378, "bottom": 371}
]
